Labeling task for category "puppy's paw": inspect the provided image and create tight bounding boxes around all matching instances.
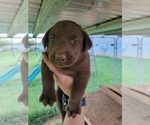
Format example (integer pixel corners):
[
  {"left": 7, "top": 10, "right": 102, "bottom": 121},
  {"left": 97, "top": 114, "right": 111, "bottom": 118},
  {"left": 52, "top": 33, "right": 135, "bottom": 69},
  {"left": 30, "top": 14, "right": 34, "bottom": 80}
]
[
  {"left": 18, "top": 93, "right": 28, "bottom": 106},
  {"left": 66, "top": 102, "right": 81, "bottom": 118},
  {"left": 39, "top": 92, "right": 56, "bottom": 106}
]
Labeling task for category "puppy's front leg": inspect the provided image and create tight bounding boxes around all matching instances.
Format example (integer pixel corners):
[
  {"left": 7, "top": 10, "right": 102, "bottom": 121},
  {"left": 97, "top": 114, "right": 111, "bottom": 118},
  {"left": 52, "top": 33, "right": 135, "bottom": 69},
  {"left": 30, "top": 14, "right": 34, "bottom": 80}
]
[
  {"left": 39, "top": 59, "right": 56, "bottom": 106},
  {"left": 66, "top": 72, "right": 90, "bottom": 118}
]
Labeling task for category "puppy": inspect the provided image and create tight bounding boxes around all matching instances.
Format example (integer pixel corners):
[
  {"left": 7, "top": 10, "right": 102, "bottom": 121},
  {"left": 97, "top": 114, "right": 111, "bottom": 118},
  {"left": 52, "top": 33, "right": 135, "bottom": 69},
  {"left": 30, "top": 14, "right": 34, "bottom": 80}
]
[{"left": 40, "top": 20, "right": 92, "bottom": 121}]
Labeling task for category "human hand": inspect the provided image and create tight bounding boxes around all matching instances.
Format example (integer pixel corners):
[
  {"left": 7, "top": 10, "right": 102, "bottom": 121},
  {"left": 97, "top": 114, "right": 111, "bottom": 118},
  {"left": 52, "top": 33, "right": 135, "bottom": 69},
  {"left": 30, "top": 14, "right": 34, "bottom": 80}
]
[{"left": 42, "top": 53, "right": 73, "bottom": 96}]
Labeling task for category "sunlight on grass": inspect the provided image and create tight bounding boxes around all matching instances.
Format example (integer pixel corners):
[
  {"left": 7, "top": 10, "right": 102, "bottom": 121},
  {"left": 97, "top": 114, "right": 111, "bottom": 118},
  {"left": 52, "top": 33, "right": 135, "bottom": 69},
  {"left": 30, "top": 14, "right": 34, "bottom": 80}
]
[
  {"left": 123, "top": 57, "right": 150, "bottom": 85},
  {"left": 0, "top": 50, "right": 28, "bottom": 125}
]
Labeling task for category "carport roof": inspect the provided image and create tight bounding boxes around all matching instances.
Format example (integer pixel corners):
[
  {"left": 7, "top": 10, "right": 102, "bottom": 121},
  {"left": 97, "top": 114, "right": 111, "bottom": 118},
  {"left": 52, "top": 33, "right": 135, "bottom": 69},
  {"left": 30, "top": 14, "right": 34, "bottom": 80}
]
[
  {"left": 29, "top": 0, "right": 150, "bottom": 36},
  {"left": 0, "top": 0, "right": 150, "bottom": 37},
  {"left": 29, "top": 0, "right": 122, "bottom": 36},
  {"left": 0, "top": 0, "right": 27, "bottom": 37}
]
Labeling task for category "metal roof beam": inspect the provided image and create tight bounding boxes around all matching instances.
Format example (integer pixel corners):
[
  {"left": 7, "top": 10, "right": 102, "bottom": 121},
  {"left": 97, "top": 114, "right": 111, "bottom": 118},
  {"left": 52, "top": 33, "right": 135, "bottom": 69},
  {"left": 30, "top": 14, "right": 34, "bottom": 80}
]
[
  {"left": 7, "top": 0, "right": 28, "bottom": 37},
  {"left": 33, "top": 0, "right": 72, "bottom": 37},
  {"left": 85, "top": 17, "right": 122, "bottom": 35},
  {"left": 123, "top": 17, "right": 150, "bottom": 35}
]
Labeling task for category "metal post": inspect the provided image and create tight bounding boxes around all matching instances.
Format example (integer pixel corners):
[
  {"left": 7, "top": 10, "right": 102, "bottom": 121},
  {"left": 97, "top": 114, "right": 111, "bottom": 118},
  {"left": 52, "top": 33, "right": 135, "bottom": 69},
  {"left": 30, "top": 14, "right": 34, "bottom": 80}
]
[
  {"left": 122, "top": 36, "right": 141, "bottom": 85},
  {"left": 99, "top": 36, "right": 116, "bottom": 85},
  {"left": 94, "top": 36, "right": 117, "bottom": 85},
  {"left": 113, "top": 37, "right": 117, "bottom": 85},
  {"left": 35, "top": 38, "right": 38, "bottom": 56},
  {"left": 11, "top": 38, "right": 15, "bottom": 56},
  {"left": 140, "top": 36, "right": 150, "bottom": 84},
  {"left": 90, "top": 37, "right": 98, "bottom": 74},
  {"left": 136, "top": 37, "right": 141, "bottom": 85},
  {"left": 115, "top": 36, "right": 122, "bottom": 85}
]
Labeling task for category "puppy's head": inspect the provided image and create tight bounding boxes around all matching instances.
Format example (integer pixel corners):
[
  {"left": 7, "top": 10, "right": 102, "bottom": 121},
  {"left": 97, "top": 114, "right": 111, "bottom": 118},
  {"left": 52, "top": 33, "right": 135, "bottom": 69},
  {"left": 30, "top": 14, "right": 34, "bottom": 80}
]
[{"left": 42, "top": 20, "right": 92, "bottom": 68}]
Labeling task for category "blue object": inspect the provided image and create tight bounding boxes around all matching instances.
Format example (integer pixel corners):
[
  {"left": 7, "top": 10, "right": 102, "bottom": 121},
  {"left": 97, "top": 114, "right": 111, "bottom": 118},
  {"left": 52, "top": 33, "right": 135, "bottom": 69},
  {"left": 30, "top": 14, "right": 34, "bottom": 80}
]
[
  {"left": 0, "top": 66, "right": 20, "bottom": 84},
  {"left": 28, "top": 66, "right": 41, "bottom": 84},
  {"left": 101, "top": 44, "right": 108, "bottom": 50}
]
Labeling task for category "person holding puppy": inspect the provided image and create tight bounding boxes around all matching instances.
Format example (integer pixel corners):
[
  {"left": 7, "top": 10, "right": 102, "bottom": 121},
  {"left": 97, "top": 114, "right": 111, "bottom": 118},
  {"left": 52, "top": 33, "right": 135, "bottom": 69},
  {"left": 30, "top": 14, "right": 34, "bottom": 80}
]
[{"left": 42, "top": 52, "right": 86, "bottom": 125}]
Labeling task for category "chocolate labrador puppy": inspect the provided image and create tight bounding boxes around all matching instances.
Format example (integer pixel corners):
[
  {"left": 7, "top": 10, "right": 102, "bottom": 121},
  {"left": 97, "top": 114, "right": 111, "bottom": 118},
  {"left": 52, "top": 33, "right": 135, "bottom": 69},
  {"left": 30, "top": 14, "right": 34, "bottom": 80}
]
[{"left": 40, "top": 20, "right": 92, "bottom": 120}]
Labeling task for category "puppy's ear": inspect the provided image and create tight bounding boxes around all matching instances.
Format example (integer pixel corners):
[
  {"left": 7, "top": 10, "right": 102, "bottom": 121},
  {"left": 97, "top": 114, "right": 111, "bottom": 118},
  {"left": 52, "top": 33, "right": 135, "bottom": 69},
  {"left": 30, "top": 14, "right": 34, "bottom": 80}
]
[
  {"left": 82, "top": 30, "right": 92, "bottom": 52},
  {"left": 42, "top": 29, "right": 51, "bottom": 48}
]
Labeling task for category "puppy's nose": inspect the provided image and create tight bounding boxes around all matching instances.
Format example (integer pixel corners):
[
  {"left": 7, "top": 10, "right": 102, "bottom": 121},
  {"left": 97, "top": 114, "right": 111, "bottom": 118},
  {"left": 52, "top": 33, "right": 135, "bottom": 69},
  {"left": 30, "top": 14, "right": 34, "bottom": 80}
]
[{"left": 55, "top": 54, "right": 66, "bottom": 63}]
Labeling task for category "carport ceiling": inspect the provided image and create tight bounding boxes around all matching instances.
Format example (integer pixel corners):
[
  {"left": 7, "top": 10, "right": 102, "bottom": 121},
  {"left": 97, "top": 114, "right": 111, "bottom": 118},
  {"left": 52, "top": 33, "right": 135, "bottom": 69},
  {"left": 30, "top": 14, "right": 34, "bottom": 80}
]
[
  {"left": 0, "top": 0, "right": 27, "bottom": 37},
  {"left": 29, "top": 0, "right": 150, "bottom": 36},
  {"left": 0, "top": 0, "right": 150, "bottom": 37},
  {"left": 122, "top": 0, "right": 150, "bottom": 35},
  {"left": 29, "top": 0, "right": 122, "bottom": 36}
]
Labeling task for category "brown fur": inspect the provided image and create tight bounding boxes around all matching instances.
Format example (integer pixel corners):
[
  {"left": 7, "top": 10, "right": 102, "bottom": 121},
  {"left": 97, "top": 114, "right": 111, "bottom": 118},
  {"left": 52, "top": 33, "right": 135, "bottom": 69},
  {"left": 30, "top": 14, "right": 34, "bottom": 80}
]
[{"left": 40, "top": 20, "right": 92, "bottom": 120}]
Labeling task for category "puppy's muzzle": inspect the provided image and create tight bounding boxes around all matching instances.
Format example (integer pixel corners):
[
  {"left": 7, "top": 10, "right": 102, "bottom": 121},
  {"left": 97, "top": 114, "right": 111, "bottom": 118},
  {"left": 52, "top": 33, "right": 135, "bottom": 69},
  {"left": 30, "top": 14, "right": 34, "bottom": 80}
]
[{"left": 55, "top": 54, "right": 66, "bottom": 64}]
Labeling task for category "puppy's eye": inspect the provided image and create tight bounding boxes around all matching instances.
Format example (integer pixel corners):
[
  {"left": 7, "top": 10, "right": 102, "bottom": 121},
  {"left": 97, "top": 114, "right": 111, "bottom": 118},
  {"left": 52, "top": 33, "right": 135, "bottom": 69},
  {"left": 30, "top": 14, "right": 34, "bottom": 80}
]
[
  {"left": 51, "top": 36, "right": 55, "bottom": 41},
  {"left": 71, "top": 38, "right": 79, "bottom": 45}
]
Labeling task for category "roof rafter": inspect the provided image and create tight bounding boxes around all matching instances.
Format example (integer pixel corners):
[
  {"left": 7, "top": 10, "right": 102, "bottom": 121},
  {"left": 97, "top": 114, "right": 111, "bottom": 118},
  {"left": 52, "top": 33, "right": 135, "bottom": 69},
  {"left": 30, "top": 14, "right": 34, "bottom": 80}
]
[
  {"left": 123, "top": 17, "right": 150, "bottom": 35},
  {"left": 7, "top": 0, "right": 28, "bottom": 37},
  {"left": 33, "top": 0, "right": 72, "bottom": 36},
  {"left": 85, "top": 17, "right": 122, "bottom": 35}
]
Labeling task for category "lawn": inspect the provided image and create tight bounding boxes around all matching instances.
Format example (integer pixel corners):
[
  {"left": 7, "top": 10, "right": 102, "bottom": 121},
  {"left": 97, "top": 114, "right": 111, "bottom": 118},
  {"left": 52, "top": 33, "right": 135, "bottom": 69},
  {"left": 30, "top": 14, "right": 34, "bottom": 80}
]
[
  {"left": 122, "top": 57, "right": 150, "bottom": 85},
  {"left": 0, "top": 50, "right": 28, "bottom": 125},
  {"left": 29, "top": 51, "right": 150, "bottom": 125},
  {"left": 1, "top": 49, "right": 149, "bottom": 125},
  {"left": 28, "top": 50, "right": 59, "bottom": 125}
]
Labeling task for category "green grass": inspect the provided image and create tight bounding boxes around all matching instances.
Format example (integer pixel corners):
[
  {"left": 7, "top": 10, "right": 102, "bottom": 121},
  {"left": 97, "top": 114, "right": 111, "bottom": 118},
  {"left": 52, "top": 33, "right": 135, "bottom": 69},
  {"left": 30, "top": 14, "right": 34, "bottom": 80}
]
[
  {"left": 87, "top": 56, "right": 121, "bottom": 93},
  {"left": 0, "top": 50, "right": 28, "bottom": 125},
  {"left": 28, "top": 51, "right": 122, "bottom": 125},
  {"left": 28, "top": 51, "right": 59, "bottom": 125},
  {"left": 1, "top": 50, "right": 149, "bottom": 125},
  {"left": 28, "top": 52, "right": 150, "bottom": 125},
  {"left": 29, "top": 81, "right": 58, "bottom": 125},
  {"left": 123, "top": 57, "right": 150, "bottom": 85}
]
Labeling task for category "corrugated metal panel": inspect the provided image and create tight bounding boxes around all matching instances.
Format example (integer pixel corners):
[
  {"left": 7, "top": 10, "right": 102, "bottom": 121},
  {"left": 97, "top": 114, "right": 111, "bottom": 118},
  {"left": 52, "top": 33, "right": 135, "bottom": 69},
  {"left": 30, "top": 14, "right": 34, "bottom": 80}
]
[
  {"left": 0, "top": 0, "right": 23, "bottom": 34},
  {"left": 123, "top": 0, "right": 150, "bottom": 22},
  {"left": 122, "top": 0, "right": 150, "bottom": 35},
  {"left": 30, "top": 0, "right": 122, "bottom": 35},
  {"left": 0, "top": 0, "right": 149, "bottom": 36},
  {"left": 29, "top": 0, "right": 42, "bottom": 33}
]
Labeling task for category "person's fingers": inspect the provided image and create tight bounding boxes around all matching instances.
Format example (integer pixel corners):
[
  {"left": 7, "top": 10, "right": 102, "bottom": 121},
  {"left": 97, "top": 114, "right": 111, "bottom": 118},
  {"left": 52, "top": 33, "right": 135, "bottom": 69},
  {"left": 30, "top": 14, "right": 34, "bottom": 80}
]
[
  {"left": 42, "top": 52, "right": 49, "bottom": 63},
  {"left": 42, "top": 53, "right": 73, "bottom": 93},
  {"left": 42, "top": 53, "right": 58, "bottom": 73},
  {"left": 54, "top": 75, "right": 71, "bottom": 97},
  {"left": 53, "top": 75, "right": 59, "bottom": 84},
  {"left": 59, "top": 75, "right": 73, "bottom": 88},
  {"left": 53, "top": 75, "right": 64, "bottom": 87}
]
